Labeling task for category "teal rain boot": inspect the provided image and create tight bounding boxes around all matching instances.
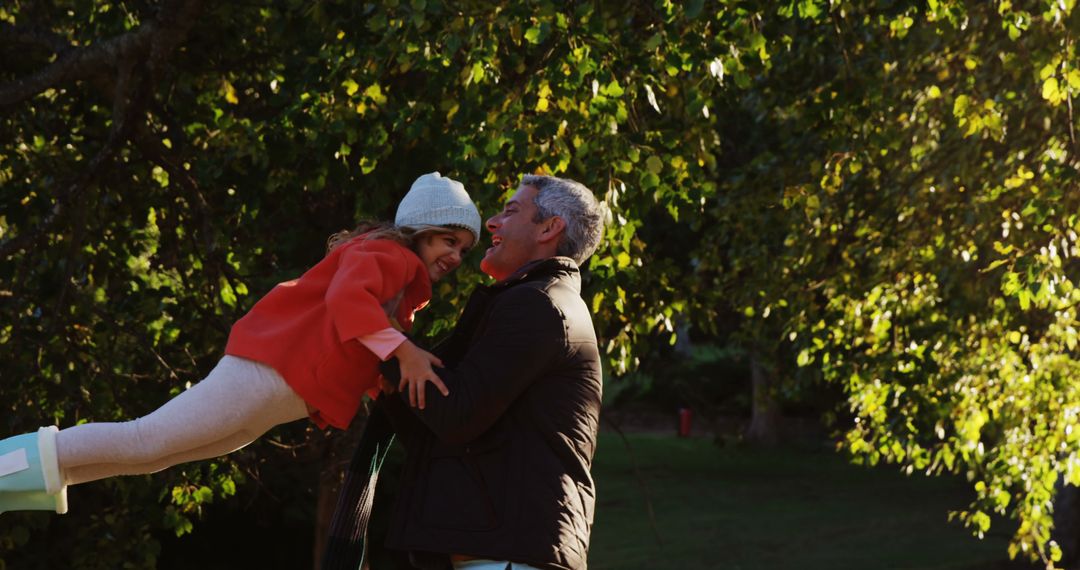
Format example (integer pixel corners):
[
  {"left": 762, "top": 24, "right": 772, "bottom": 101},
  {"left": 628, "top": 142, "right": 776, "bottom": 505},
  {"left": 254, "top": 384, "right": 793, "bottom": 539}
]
[{"left": 0, "top": 426, "right": 68, "bottom": 514}]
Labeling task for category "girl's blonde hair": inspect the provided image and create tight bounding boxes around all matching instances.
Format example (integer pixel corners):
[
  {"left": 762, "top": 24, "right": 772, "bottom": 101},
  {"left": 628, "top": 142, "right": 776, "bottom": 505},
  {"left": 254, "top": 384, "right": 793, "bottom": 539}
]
[{"left": 326, "top": 221, "right": 462, "bottom": 254}]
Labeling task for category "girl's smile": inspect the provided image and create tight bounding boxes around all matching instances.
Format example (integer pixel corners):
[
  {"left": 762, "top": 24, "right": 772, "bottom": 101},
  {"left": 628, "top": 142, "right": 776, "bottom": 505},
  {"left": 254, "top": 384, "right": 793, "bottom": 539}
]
[{"left": 418, "top": 228, "right": 474, "bottom": 282}]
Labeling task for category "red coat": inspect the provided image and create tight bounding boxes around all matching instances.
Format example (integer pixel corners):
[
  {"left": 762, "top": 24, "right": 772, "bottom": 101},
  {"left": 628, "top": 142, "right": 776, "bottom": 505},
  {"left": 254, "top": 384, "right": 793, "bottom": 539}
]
[{"left": 225, "top": 236, "right": 431, "bottom": 429}]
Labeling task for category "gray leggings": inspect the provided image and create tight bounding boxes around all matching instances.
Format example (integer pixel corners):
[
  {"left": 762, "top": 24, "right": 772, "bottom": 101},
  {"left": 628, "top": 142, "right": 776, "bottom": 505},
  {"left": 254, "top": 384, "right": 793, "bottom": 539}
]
[{"left": 57, "top": 356, "right": 308, "bottom": 485}]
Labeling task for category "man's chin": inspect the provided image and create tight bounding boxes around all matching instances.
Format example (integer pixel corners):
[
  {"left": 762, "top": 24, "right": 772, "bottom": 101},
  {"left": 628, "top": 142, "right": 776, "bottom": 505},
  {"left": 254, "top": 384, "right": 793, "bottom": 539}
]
[{"left": 479, "top": 257, "right": 501, "bottom": 280}]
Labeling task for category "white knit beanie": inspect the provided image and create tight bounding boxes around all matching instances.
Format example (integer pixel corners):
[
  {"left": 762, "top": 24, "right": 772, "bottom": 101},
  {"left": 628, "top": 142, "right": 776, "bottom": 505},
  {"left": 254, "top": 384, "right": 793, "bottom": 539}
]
[{"left": 395, "top": 172, "right": 482, "bottom": 243}]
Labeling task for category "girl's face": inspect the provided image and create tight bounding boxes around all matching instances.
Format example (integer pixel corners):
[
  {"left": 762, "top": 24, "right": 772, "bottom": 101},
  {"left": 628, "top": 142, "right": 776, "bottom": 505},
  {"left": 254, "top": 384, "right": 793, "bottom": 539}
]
[{"left": 417, "top": 228, "right": 474, "bottom": 282}]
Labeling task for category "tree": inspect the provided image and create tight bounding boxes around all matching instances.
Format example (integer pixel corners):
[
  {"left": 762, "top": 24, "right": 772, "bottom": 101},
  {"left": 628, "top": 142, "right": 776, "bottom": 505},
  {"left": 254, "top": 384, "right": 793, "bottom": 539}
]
[
  {"left": 6, "top": 0, "right": 1080, "bottom": 567},
  {"left": 737, "top": 2, "right": 1080, "bottom": 566},
  {"left": 0, "top": 1, "right": 765, "bottom": 566}
]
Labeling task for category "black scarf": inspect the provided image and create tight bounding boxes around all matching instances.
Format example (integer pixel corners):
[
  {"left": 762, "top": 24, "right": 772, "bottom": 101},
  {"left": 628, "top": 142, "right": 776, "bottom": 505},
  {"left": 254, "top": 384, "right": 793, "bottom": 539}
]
[{"left": 320, "top": 402, "right": 395, "bottom": 570}]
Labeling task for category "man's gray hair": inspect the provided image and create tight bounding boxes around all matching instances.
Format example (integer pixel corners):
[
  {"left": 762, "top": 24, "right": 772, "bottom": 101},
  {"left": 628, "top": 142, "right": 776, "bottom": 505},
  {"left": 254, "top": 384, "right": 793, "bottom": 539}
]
[{"left": 521, "top": 174, "right": 606, "bottom": 265}]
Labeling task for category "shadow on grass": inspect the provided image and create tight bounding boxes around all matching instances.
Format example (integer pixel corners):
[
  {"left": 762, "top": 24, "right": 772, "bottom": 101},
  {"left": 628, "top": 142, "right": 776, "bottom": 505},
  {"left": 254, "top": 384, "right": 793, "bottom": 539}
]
[{"left": 589, "top": 433, "right": 1039, "bottom": 570}]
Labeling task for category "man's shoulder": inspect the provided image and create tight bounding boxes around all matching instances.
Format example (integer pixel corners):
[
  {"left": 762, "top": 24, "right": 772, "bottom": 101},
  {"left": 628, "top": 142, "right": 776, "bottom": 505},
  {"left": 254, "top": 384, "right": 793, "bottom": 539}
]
[
  {"left": 493, "top": 279, "right": 559, "bottom": 310},
  {"left": 496, "top": 272, "right": 595, "bottom": 334},
  {"left": 498, "top": 272, "right": 583, "bottom": 305}
]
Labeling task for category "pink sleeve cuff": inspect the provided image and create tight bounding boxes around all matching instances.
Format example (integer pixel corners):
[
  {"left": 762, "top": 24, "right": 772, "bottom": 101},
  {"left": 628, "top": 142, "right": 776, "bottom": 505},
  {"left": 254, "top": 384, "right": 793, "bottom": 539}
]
[{"left": 357, "top": 327, "right": 408, "bottom": 361}]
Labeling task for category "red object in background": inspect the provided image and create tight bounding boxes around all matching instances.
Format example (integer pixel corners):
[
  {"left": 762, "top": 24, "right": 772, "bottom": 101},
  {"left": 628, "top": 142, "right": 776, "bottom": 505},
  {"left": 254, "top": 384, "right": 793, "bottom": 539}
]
[{"left": 678, "top": 407, "right": 692, "bottom": 437}]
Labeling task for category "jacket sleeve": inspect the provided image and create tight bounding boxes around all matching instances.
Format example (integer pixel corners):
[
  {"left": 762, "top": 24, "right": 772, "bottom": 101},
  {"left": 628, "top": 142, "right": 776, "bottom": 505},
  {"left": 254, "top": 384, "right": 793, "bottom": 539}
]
[
  {"left": 377, "top": 392, "right": 430, "bottom": 454},
  {"left": 389, "top": 285, "right": 567, "bottom": 444},
  {"left": 325, "top": 240, "right": 414, "bottom": 342}
]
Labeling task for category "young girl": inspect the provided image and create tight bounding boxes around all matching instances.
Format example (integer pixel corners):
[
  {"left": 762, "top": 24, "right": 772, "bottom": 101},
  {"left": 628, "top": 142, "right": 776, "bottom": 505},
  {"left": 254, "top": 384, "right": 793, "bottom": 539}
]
[{"left": 0, "top": 172, "right": 481, "bottom": 515}]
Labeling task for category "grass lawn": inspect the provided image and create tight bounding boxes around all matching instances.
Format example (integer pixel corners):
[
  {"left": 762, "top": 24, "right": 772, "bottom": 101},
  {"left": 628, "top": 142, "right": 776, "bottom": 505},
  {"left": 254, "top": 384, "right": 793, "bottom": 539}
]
[{"left": 588, "top": 432, "right": 1031, "bottom": 570}]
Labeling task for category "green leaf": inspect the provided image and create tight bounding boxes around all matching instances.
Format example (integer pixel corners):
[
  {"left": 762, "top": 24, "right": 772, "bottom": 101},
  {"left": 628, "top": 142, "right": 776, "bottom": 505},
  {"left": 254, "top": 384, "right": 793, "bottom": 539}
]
[
  {"left": 1042, "top": 77, "right": 1060, "bottom": 102},
  {"left": 364, "top": 83, "right": 387, "bottom": 104},
  {"left": 219, "top": 278, "right": 237, "bottom": 307},
  {"left": 222, "top": 80, "right": 239, "bottom": 104},
  {"left": 684, "top": 0, "right": 704, "bottom": 19},
  {"left": 953, "top": 94, "right": 970, "bottom": 117},
  {"left": 1069, "top": 69, "right": 1080, "bottom": 90},
  {"left": 1018, "top": 289, "right": 1031, "bottom": 310},
  {"left": 151, "top": 166, "right": 169, "bottom": 188},
  {"left": 360, "top": 156, "right": 378, "bottom": 174},
  {"left": 603, "top": 80, "right": 625, "bottom": 97},
  {"left": 195, "top": 486, "right": 214, "bottom": 503},
  {"left": 644, "top": 33, "right": 663, "bottom": 52},
  {"left": 645, "top": 155, "right": 663, "bottom": 174},
  {"left": 798, "top": 0, "right": 822, "bottom": 19},
  {"left": 470, "top": 61, "right": 485, "bottom": 83}
]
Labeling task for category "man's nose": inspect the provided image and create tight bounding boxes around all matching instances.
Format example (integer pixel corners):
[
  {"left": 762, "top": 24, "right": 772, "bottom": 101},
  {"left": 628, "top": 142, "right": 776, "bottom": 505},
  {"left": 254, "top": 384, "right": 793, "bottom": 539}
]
[{"left": 486, "top": 216, "right": 498, "bottom": 231}]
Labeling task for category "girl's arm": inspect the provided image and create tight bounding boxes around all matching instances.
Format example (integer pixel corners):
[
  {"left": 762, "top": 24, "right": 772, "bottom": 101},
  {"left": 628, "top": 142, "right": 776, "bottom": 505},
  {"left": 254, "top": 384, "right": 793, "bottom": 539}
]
[{"left": 324, "top": 241, "right": 413, "bottom": 341}]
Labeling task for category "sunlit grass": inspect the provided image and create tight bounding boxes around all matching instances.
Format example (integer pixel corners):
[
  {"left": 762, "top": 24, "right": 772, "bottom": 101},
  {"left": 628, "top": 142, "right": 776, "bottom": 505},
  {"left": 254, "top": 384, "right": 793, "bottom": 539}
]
[{"left": 589, "top": 432, "right": 1027, "bottom": 570}]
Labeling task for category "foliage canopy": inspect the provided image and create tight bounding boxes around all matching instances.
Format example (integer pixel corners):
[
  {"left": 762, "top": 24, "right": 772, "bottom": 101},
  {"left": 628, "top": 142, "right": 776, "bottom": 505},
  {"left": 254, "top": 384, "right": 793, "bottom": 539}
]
[{"left": 2, "top": 0, "right": 1080, "bottom": 567}]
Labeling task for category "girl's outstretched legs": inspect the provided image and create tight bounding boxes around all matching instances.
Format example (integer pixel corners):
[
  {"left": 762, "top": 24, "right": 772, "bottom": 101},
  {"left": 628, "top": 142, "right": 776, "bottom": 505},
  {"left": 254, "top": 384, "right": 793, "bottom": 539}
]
[{"left": 57, "top": 355, "right": 308, "bottom": 485}]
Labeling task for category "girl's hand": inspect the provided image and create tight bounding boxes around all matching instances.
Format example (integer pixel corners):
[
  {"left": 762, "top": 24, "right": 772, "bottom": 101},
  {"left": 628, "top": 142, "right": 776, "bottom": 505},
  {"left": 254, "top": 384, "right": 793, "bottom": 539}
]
[{"left": 391, "top": 340, "right": 449, "bottom": 409}]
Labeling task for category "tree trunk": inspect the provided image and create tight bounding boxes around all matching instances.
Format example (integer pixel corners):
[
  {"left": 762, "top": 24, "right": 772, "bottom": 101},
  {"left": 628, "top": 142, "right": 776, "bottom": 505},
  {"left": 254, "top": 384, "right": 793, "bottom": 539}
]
[
  {"left": 1054, "top": 480, "right": 1080, "bottom": 569},
  {"left": 312, "top": 416, "right": 368, "bottom": 570},
  {"left": 744, "top": 354, "right": 782, "bottom": 446}
]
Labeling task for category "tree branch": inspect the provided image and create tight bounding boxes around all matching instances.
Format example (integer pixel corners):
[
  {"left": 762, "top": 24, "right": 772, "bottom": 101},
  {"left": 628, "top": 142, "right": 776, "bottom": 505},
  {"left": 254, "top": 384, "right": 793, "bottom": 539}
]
[
  {"left": 149, "top": 0, "right": 205, "bottom": 74},
  {"left": 0, "top": 22, "right": 72, "bottom": 54},
  {"left": 0, "top": 0, "right": 205, "bottom": 263},
  {"left": 0, "top": 26, "right": 152, "bottom": 107},
  {"left": 0, "top": 0, "right": 203, "bottom": 107},
  {"left": 2, "top": 44, "right": 153, "bottom": 264}
]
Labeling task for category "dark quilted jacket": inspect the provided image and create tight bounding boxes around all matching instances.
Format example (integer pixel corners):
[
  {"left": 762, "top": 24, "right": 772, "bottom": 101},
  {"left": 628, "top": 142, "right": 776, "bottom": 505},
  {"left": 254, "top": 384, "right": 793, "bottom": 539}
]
[{"left": 381, "top": 257, "right": 603, "bottom": 570}]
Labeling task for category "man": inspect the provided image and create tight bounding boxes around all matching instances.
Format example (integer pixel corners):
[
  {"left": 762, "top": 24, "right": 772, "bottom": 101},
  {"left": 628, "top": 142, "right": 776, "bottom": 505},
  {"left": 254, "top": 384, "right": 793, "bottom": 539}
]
[{"left": 322, "top": 174, "right": 606, "bottom": 570}]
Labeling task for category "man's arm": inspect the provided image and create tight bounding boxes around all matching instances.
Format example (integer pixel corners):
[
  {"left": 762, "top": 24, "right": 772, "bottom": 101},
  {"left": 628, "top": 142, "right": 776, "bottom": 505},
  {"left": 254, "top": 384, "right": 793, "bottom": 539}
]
[
  {"left": 377, "top": 392, "right": 430, "bottom": 452},
  {"left": 381, "top": 285, "right": 565, "bottom": 444}
]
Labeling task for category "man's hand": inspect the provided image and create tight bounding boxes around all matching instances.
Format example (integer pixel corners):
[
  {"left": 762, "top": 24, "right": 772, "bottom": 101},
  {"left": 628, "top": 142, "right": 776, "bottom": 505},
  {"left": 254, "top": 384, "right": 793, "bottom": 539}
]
[{"left": 391, "top": 340, "right": 449, "bottom": 409}]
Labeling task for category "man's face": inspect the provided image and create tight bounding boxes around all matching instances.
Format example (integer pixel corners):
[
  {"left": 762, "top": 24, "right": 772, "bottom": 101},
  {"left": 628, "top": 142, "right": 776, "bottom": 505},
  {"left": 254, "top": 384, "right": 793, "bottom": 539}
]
[{"left": 480, "top": 184, "right": 547, "bottom": 281}]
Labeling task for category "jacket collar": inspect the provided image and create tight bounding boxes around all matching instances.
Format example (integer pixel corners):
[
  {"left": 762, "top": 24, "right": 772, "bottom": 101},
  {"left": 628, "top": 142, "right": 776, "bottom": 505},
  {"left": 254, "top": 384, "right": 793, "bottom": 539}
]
[{"left": 489, "top": 256, "right": 581, "bottom": 293}]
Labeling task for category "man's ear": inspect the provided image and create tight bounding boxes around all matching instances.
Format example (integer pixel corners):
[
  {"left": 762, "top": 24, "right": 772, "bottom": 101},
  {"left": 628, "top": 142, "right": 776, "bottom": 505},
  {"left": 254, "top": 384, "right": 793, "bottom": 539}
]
[{"left": 537, "top": 216, "right": 566, "bottom": 245}]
